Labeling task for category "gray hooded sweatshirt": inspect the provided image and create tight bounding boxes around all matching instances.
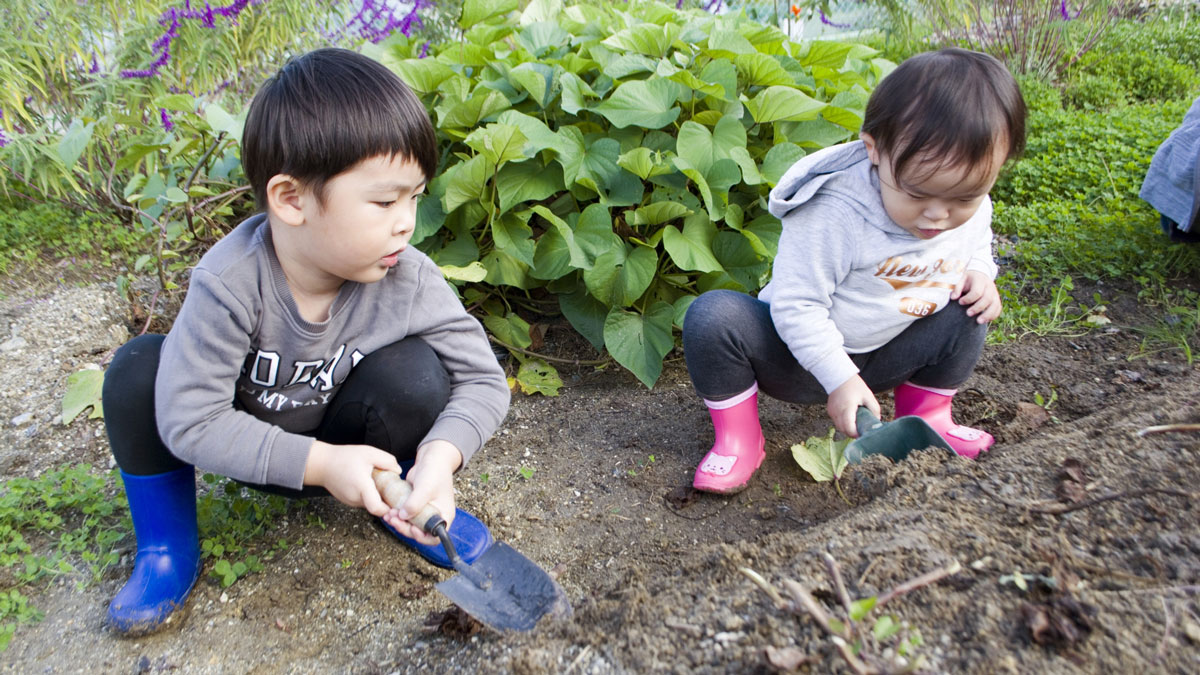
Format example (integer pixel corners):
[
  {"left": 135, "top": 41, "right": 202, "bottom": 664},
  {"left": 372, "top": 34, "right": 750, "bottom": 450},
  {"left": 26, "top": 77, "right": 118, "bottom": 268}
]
[
  {"left": 758, "top": 141, "right": 998, "bottom": 394},
  {"left": 155, "top": 214, "right": 511, "bottom": 490}
]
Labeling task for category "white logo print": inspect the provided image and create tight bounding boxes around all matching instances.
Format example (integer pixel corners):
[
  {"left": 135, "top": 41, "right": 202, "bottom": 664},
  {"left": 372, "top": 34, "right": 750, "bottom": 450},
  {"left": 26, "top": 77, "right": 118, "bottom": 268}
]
[
  {"left": 699, "top": 453, "right": 737, "bottom": 476},
  {"left": 947, "top": 426, "right": 984, "bottom": 441}
]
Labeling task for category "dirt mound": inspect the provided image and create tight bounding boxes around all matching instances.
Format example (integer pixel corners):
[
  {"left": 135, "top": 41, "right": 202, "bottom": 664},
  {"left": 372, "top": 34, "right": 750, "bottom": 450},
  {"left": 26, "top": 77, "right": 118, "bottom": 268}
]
[{"left": 2, "top": 281, "right": 1198, "bottom": 674}]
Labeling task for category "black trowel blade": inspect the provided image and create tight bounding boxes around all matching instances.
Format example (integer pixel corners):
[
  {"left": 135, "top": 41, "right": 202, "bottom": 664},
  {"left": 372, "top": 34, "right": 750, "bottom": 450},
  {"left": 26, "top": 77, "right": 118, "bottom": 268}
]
[{"left": 435, "top": 542, "right": 571, "bottom": 632}]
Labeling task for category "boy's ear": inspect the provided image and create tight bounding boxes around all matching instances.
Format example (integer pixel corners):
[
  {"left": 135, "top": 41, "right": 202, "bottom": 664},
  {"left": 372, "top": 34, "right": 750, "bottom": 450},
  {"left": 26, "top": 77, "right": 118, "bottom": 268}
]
[
  {"left": 266, "top": 174, "right": 307, "bottom": 227},
  {"left": 860, "top": 132, "right": 881, "bottom": 166}
]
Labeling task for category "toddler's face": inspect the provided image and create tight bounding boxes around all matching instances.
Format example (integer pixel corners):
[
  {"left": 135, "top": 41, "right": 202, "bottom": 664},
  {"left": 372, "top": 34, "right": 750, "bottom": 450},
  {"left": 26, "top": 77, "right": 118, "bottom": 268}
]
[
  {"left": 298, "top": 154, "right": 426, "bottom": 285},
  {"left": 863, "top": 135, "right": 1007, "bottom": 240}
]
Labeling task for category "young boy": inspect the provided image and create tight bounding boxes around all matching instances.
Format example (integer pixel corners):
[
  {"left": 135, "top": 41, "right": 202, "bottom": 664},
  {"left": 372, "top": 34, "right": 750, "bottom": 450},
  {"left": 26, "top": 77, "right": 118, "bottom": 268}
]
[{"left": 101, "top": 48, "right": 510, "bottom": 635}]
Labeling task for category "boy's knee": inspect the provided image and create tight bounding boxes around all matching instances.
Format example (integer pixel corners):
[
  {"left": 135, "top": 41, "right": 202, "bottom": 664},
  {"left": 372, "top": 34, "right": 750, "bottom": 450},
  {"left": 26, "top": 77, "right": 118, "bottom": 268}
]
[
  {"left": 355, "top": 337, "right": 450, "bottom": 405},
  {"left": 104, "top": 334, "right": 165, "bottom": 407}
]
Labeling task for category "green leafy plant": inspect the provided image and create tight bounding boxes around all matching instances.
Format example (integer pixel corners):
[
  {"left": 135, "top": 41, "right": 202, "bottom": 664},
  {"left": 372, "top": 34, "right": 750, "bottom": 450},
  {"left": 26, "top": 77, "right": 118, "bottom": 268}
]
[
  {"left": 196, "top": 474, "right": 293, "bottom": 589},
  {"left": 60, "top": 368, "right": 105, "bottom": 425},
  {"left": 921, "top": 0, "right": 1127, "bottom": 79},
  {"left": 389, "top": 0, "right": 893, "bottom": 387},
  {"left": 518, "top": 466, "right": 536, "bottom": 481},
  {"left": 0, "top": 464, "right": 128, "bottom": 650},
  {"left": 791, "top": 428, "right": 851, "bottom": 483}
]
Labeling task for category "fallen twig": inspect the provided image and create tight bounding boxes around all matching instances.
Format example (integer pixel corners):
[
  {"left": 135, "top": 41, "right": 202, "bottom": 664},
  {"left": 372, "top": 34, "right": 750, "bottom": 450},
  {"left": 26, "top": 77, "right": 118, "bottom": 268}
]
[
  {"left": 831, "top": 635, "right": 875, "bottom": 675},
  {"left": 1154, "top": 597, "right": 1172, "bottom": 665},
  {"left": 1028, "top": 487, "right": 1193, "bottom": 515},
  {"left": 738, "top": 567, "right": 788, "bottom": 610},
  {"left": 664, "top": 618, "right": 703, "bottom": 637},
  {"left": 825, "top": 552, "right": 856, "bottom": 638},
  {"left": 782, "top": 579, "right": 834, "bottom": 635},
  {"left": 1136, "top": 423, "right": 1200, "bottom": 437},
  {"left": 975, "top": 480, "right": 1194, "bottom": 515},
  {"left": 876, "top": 560, "right": 962, "bottom": 609}
]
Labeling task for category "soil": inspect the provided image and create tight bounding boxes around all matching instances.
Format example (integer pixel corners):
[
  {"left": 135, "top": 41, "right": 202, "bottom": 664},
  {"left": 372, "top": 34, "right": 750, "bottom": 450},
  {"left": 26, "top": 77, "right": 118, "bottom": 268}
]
[{"left": 1, "top": 270, "right": 1198, "bottom": 674}]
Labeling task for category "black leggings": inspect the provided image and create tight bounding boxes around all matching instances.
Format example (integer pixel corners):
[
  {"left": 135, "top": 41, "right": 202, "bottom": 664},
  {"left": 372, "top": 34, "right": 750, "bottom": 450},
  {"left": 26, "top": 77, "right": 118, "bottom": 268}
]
[
  {"left": 682, "top": 289, "right": 987, "bottom": 403},
  {"left": 103, "top": 334, "right": 450, "bottom": 497}
]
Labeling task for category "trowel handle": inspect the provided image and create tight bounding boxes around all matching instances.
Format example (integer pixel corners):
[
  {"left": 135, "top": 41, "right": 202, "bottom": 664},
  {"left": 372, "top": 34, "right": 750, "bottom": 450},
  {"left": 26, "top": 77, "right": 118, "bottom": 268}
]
[
  {"left": 855, "top": 406, "right": 884, "bottom": 438},
  {"left": 372, "top": 469, "right": 444, "bottom": 534}
]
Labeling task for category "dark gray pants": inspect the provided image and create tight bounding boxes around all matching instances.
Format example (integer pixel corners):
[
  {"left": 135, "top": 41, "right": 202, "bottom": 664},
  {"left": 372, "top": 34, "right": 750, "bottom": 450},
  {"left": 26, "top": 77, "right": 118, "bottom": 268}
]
[
  {"left": 103, "top": 334, "right": 450, "bottom": 498},
  {"left": 681, "top": 290, "right": 987, "bottom": 403}
]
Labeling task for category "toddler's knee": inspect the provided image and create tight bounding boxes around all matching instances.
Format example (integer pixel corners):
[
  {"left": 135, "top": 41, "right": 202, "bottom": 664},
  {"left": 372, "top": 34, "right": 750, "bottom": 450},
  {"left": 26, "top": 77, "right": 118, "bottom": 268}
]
[{"left": 684, "top": 290, "right": 753, "bottom": 339}]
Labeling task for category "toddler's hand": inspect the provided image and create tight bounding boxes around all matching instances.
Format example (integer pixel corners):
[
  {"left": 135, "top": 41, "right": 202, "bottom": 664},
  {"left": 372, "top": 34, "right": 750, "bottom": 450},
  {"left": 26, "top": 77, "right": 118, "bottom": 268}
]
[
  {"left": 381, "top": 440, "right": 462, "bottom": 547},
  {"left": 952, "top": 270, "right": 1002, "bottom": 324},
  {"left": 827, "top": 375, "right": 880, "bottom": 438},
  {"left": 303, "top": 440, "right": 401, "bottom": 517}
]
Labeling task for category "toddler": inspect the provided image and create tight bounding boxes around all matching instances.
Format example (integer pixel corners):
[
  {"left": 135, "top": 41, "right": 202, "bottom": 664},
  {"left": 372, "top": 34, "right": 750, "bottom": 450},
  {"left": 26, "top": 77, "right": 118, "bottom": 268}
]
[{"left": 683, "top": 48, "right": 1026, "bottom": 493}]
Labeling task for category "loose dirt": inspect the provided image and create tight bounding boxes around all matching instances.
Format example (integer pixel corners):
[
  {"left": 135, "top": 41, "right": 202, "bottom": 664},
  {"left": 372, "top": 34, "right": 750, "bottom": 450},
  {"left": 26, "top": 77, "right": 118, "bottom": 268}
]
[{"left": 1, "top": 273, "right": 1197, "bottom": 674}]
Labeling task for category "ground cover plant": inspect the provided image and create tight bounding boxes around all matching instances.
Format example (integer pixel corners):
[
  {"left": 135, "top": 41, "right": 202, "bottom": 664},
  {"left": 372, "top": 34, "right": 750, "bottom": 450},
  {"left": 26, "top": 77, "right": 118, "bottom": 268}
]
[{"left": 0, "top": 0, "right": 1198, "bottom": 669}]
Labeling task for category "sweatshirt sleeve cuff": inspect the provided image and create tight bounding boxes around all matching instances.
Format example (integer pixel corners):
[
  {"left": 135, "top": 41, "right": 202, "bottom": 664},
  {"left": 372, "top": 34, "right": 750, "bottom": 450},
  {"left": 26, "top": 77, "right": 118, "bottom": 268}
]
[
  {"left": 809, "top": 352, "right": 860, "bottom": 395},
  {"left": 966, "top": 257, "right": 998, "bottom": 280},
  {"left": 265, "top": 430, "right": 315, "bottom": 490},
  {"left": 421, "top": 417, "right": 485, "bottom": 466}
]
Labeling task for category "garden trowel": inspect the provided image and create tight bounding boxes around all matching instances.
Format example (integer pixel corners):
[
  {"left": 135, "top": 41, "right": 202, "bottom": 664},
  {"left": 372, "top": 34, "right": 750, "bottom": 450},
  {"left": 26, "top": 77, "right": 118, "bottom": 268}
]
[
  {"left": 843, "top": 407, "right": 953, "bottom": 464},
  {"left": 373, "top": 470, "right": 571, "bottom": 632}
]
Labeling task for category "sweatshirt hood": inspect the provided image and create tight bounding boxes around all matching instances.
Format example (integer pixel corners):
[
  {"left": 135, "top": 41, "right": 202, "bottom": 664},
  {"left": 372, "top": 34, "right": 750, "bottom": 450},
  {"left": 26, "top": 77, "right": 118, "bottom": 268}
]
[{"left": 768, "top": 141, "right": 898, "bottom": 234}]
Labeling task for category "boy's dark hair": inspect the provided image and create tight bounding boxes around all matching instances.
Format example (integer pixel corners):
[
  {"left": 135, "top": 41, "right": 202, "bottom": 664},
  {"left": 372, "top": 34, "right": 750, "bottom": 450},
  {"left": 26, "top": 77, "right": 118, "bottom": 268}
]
[
  {"left": 861, "top": 48, "right": 1026, "bottom": 181},
  {"left": 242, "top": 48, "right": 438, "bottom": 209}
]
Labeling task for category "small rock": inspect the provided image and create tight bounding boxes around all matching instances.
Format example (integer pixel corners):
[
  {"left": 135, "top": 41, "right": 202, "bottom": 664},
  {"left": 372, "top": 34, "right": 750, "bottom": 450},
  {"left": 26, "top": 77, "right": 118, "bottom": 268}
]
[
  {"left": 0, "top": 336, "right": 27, "bottom": 352},
  {"left": 11, "top": 413, "right": 33, "bottom": 427}
]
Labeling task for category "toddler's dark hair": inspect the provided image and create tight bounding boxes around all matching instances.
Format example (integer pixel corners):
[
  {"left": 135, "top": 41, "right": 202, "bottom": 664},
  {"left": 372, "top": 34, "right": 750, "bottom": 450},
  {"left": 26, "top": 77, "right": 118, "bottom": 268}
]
[
  {"left": 241, "top": 48, "right": 438, "bottom": 209},
  {"left": 861, "top": 48, "right": 1026, "bottom": 181}
]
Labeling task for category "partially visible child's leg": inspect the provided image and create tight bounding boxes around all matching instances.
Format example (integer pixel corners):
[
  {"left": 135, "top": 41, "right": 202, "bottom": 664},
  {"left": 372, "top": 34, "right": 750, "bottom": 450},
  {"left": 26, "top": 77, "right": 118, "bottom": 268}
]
[
  {"left": 103, "top": 334, "right": 201, "bottom": 636},
  {"left": 316, "top": 337, "right": 492, "bottom": 566},
  {"left": 856, "top": 302, "right": 993, "bottom": 458},
  {"left": 682, "top": 291, "right": 828, "bottom": 493}
]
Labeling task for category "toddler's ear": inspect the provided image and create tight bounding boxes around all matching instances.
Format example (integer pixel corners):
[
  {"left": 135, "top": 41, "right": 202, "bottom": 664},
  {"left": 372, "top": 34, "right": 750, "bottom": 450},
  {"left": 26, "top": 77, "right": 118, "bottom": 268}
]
[
  {"left": 860, "top": 132, "right": 881, "bottom": 166},
  {"left": 266, "top": 174, "right": 306, "bottom": 227}
]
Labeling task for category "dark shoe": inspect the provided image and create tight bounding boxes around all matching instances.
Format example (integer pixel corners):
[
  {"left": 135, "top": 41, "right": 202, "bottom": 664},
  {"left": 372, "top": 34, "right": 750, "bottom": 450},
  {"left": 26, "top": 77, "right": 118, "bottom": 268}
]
[{"left": 108, "top": 467, "right": 201, "bottom": 635}]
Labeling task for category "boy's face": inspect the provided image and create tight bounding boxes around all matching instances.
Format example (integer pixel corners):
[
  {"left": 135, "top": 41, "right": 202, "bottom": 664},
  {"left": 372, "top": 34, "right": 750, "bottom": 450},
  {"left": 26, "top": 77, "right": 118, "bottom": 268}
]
[
  {"left": 296, "top": 154, "right": 426, "bottom": 285},
  {"left": 862, "top": 134, "right": 1006, "bottom": 240}
]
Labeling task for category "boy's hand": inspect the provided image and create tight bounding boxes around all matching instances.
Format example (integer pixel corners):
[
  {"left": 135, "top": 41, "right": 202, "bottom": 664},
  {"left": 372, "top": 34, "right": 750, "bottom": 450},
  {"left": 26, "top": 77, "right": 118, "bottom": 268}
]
[
  {"left": 303, "top": 440, "right": 402, "bottom": 517},
  {"left": 382, "top": 440, "right": 463, "bottom": 547},
  {"left": 952, "top": 270, "right": 1002, "bottom": 324},
  {"left": 827, "top": 375, "right": 880, "bottom": 438}
]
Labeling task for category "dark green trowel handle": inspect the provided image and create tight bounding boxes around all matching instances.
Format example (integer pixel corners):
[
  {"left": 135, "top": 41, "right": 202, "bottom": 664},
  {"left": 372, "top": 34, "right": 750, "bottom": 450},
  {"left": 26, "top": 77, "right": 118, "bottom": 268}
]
[
  {"left": 855, "top": 406, "right": 885, "bottom": 438},
  {"left": 373, "top": 470, "right": 491, "bottom": 589}
]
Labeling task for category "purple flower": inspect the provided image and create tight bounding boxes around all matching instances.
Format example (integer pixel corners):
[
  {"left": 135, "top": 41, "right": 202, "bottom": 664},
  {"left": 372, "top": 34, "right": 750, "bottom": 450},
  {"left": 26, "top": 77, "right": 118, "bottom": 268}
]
[
  {"left": 1059, "top": 0, "right": 1076, "bottom": 20},
  {"left": 121, "top": 0, "right": 256, "bottom": 78},
  {"left": 676, "top": 0, "right": 684, "bottom": 8},
  {"left": 705, "top": 0, "right": 724, "bottom": 11},
  {"left": 819, "top": 10, "right": 852, "bottom": 28},
  {"left": 160, "top": 108, "right": 175, "bottom": 132},
  {"left": 89, "top": 54, "right": 100, "bottom": 74},
  {"left": 419, "top": 41, "right": 431, "bottom": 59},
  {"left": 0, "top": 129, "right": 8, "bottom": 149}
]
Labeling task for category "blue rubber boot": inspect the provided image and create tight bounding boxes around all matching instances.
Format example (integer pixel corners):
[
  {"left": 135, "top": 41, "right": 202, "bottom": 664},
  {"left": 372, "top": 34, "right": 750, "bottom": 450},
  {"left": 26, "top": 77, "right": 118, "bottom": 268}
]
[
  {"left": 382, "top": 508, "right": 493, "bottom": 568},
  {"left": 108, "top": 467, "right": 202, "bottom": 635}
]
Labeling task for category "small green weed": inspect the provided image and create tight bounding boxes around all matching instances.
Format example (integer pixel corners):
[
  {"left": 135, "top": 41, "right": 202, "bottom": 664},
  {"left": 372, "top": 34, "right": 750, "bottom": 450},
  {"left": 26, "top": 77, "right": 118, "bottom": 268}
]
[
  {"left": 0, "top": 464, "right": 128, "bottom": 650},
  {"left": 517, "top": 466, "right": 535, "bottom": 481},
  {"left": 196, "top": 474, "right": 294, "bottom": 589}
]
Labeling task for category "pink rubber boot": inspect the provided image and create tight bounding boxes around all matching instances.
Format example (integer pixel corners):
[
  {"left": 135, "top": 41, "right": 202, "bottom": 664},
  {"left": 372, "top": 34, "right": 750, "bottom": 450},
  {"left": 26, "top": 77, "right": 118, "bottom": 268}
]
[
  {"left": 893, "top": 382, "right": 993, "bottom": 459},
  {"left": 693, "top": 385, "right": 766, "bottom": 494}
]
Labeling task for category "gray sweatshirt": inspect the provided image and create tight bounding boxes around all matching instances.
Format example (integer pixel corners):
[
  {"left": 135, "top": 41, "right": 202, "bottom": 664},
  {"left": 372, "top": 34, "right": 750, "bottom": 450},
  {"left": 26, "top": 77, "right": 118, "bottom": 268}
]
[
  {"left": 155, "top": 214, "right": 511, "bottom": 489},
  {"left": 759, "top": 141, "right": 998, "bottom": 394}
]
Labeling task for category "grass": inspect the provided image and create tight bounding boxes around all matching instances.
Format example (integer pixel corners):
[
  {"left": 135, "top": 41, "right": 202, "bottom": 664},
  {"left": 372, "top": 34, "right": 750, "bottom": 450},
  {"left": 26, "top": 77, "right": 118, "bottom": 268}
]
[
  {"left": 979, "top": 15, "right": 1200, "bottom": 359},
  {"left": 0, "top": 464, "right": 305, "bottom": 650},
  {"left": 0, "top": 201, "right": 147, "bottom": 277}
]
